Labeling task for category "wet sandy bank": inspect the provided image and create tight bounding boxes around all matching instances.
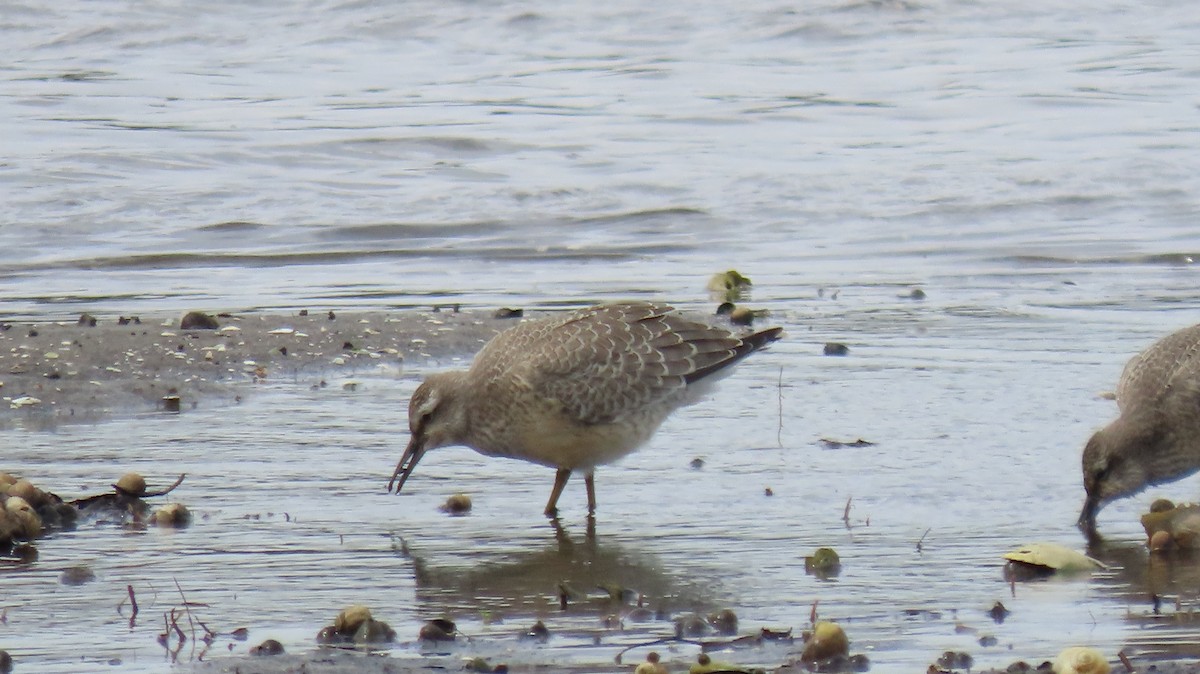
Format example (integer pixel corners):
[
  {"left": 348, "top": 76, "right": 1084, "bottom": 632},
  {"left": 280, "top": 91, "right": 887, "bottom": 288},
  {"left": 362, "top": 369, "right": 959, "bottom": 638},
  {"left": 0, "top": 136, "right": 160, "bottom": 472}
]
[{"left": 0, "top": 306, "right": 517, "bottom": 428}]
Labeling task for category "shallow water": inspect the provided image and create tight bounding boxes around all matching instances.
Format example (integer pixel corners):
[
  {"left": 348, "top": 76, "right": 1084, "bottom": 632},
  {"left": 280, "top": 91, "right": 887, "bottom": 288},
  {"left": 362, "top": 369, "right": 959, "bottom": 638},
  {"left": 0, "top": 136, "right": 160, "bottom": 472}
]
[{"left": 4, "top": 0, "right": 1200, "bottom": 670}]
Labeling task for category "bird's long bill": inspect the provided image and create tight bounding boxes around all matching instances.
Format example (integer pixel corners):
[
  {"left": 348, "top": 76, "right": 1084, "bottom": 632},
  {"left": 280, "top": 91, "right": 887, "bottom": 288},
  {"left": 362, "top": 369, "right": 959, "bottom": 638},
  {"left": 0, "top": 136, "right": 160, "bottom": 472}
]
[
  {"left": 388, "top": 432, "right": 426, "bottom": 494},
  {"left": 1077, "top": 495, "right": 1099, "bottom": 537}
]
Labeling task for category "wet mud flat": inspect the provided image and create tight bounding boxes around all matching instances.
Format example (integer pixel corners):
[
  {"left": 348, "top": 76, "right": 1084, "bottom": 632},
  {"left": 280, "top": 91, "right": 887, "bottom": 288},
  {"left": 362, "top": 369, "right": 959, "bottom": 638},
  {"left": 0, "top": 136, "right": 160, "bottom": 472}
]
[
  {"left": 5, "top": 308, "right": 1200, "bottom": 674},
  {"left": 0, "top": 306, "right": 513, "bottom": 427}
]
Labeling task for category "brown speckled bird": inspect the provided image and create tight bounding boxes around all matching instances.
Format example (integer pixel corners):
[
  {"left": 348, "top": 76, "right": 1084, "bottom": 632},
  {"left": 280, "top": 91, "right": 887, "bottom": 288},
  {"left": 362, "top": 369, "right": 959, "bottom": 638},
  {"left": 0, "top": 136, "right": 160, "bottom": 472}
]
[
  {"left": 388, "top": 301, "right": 783, "bottom": 517},
  {"left": 1080, "top": 324, "right": 1200, "bottom": 536}
]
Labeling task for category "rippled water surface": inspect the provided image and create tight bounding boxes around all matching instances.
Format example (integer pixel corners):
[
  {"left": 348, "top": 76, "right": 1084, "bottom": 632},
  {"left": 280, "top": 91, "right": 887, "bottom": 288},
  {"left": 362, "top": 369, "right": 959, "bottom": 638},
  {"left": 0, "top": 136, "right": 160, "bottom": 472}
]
[{"left": 3, "top": 0, "right": 1200, "bottom": 670}]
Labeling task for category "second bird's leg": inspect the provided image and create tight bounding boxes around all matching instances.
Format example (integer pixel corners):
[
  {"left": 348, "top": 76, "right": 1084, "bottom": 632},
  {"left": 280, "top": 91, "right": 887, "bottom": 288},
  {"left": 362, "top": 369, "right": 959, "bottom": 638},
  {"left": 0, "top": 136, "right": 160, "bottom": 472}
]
[
  {"left": 545, "top": 468, "right": 572, "bottom": 517},
  {"left": 585, "top": 471, "right": 596, "bottom": 515}
]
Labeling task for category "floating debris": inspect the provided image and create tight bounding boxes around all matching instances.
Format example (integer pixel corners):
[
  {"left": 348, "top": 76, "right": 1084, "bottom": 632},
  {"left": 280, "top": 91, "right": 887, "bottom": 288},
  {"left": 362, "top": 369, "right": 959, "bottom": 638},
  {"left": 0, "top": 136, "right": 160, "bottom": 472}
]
[
  {"left": 521, "top": 619, "right": 549, "bottom": 643},
  {"left": 417, "top": 618, "right": 457, "bottom": 642},
  {"left": 152, "top": 503, "right": 192, "bottom": 528},
  {"left": 115, "top": 472, "right": 147, "bottom": 497},
  {"left": 936, "top": 650, "right": 973, "bottom": 670},
  {"left": 317, "top": 605, "right": 396, "bottom": 646},
  {"left": 708, "top": 608, "right": 738, "bottom": 636},
  {"left": 988, "top": 601, "right": 1010, "bottom": 623},
  {"left": 707, "top": 270, "right": 753, "bottom": 302},
  {"left": 674, "top": 613, "right": 711, "bottom": 638},
  {"left": 805, "top": 547, "right": 842, "bottom": 578},
  {"left": 249, "top": 639, "right": 285, "bottom": 656},
  {"left": 819, "top": 438, "right": 875, "bottom": 450},
  {"left": 440, "top": 493, "right": 473, "bottom": 515},
  {"left": 801, "top": 621, "right": 849, "bottom": 663},
  {"left": 1141, "top": 500, "right": 1200, "bottom": 550},
  {"left": 60, "top": 564, "right": 96, "bottom": 586}
]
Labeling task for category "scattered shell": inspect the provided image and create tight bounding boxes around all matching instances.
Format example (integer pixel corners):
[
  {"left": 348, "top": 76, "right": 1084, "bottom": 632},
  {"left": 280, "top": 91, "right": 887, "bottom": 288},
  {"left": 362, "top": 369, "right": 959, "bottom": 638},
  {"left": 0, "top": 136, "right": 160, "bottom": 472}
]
[
  {"left": 1053, "top": 646, "right": 1110, "bottom": 674},
  {"left": 1003, "top": 543, "right": 1105, "bottom": 573},
  {"left": 334, "top": 605, "right": 373, "bottom": 634},
  {"left": 10, "top": 396, "right": 41, "bottom": 409},
  {"left": 153, "top": 503, "right": 192, "bottom": 528},
  {"left": 7, "top": 479, "right": 39, "bottom": 504},
  {"left": 267, "top": 327, "right": 295, "bottom": 335},
  {"left": 801, "top": 621, "right": 849, "bottom": 663},
  {"left": 115, "top": 472, "right": 147, "bottom": 496},
  {"left": 707, "top": 270, "right": 753, "bottom": 302},
  {"left": 805, "top": 547, "right": 842, "bottom": 577}
]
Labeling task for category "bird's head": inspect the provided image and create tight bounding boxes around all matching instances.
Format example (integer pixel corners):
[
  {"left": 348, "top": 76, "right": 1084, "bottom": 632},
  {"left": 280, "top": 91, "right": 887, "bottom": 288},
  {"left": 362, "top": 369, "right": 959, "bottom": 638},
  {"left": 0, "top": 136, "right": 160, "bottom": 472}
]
[
  {"left": 1078, "top": 422, "right": 1154, "bottom": 536},
  {"left": 388, "top": 372, "right": 467, "bottom": 494}
]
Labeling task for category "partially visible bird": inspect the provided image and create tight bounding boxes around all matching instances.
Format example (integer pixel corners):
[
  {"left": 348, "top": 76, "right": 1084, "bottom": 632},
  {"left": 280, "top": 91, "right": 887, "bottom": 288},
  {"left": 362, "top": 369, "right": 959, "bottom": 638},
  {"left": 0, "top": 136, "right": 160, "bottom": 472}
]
[
  {"left": 1080, "top": 323, "right": 1200, "bottom": 536},
  {"left": 388, "top": 301, "right": 783, "bottom": 517}
]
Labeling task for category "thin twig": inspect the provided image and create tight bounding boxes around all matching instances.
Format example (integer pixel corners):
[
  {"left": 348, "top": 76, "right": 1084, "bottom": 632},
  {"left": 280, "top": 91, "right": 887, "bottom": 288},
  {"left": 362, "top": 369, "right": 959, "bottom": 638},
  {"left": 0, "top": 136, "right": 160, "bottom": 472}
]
[
  {"left": 842, "top": 497, "right": 852, "bottom": 524},
  {"left": 776, "top": 366, "right": 784, "bottom": 448},
  {"left": 173, "top": 578, "right": 198, "bottom": 659},
  {"left": 128, "top": 585, "right": 139, "bottom": 628},
  {"left": 613, "top": 636, "right": 707, "bottom": 664},
  {"left": 916, "top": 528, "right": 931, "bottom": 553},
  {"left": 143, "top": 473, "right": 187, "bottom": 497}
]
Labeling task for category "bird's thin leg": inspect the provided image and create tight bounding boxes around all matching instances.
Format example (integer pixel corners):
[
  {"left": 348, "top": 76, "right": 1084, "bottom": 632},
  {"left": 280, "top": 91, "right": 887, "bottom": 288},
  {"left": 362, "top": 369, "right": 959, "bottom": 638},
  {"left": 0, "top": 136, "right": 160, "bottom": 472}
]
[
  {"left": 545, "top": 468, "right": 571, "bottom": 517},
  {"left": 585, "top": 471, "right": 596, "bottom": 515}
]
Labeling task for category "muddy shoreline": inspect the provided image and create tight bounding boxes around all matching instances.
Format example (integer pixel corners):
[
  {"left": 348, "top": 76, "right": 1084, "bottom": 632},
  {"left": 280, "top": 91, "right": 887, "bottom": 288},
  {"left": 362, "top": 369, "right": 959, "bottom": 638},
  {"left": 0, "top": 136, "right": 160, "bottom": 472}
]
[{"left": 0, "top": 306, "right": 515, "bottom": 428}]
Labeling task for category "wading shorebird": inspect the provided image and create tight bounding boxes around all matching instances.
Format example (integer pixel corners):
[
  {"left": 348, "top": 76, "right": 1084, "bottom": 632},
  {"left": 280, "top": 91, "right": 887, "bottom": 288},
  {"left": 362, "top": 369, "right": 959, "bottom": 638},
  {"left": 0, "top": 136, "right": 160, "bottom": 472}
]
[
  {"left": 388, "top": 301, "right": 783, "bottom": 517},
  {"left": 1080, "top": 323, "right": 1200, "bottom": 537}
]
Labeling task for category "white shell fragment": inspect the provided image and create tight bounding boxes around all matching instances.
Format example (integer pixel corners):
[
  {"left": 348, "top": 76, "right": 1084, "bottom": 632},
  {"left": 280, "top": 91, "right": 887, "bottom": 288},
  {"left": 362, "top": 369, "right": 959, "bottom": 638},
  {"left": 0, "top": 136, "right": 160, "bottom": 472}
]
[
  {"left": 10, "top": 396, "right": 41, "bottom": 408},
  {"left": 1003, "top": 543, "right": 1106, "bottom": 572}
]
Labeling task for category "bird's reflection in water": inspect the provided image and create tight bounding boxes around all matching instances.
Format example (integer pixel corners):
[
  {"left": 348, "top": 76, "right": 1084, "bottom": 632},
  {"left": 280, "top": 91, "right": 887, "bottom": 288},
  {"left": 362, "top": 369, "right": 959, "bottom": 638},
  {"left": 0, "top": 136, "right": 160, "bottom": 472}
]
[
  {"left": 394, "top": 517, "right": 719, "bottom": 621},
  {"left": 1085, "top": 537, "right": 1200, "bottom": 659}
]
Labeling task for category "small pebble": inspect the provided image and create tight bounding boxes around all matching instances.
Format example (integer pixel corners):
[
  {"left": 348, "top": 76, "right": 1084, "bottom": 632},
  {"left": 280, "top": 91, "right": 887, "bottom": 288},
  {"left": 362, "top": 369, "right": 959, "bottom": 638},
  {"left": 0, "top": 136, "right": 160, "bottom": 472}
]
[
  {"left": 249, "top": 639, "right": 284, "bottom": 656},
  {"left": 824, "top": 342, "right": 849, "bottom": 356},
  {"left": 60, "top": 565, "right": 96, "bottom": 586},
  {"left": 180, "top": 311, "right": 220, "bottom": 330}
]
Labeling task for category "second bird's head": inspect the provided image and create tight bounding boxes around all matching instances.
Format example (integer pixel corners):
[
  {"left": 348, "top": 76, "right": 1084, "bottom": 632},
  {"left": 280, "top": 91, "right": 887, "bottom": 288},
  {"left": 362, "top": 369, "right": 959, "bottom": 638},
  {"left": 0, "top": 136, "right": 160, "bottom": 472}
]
[{"left": 1078, "top": 423, "right": 1159, "bottom": 537}]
